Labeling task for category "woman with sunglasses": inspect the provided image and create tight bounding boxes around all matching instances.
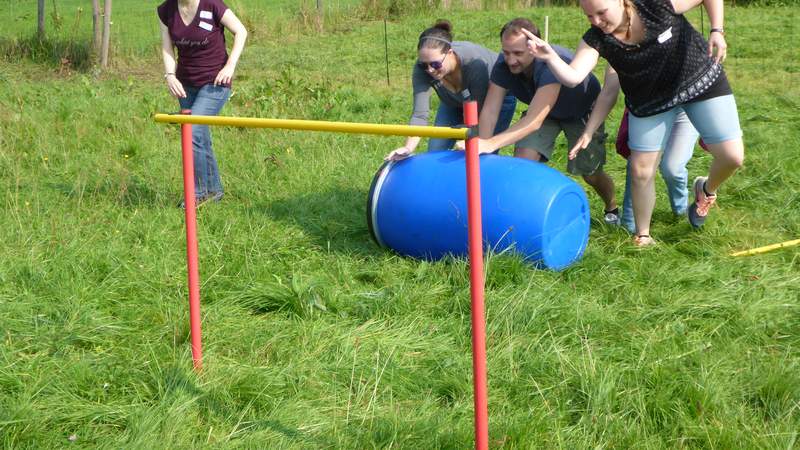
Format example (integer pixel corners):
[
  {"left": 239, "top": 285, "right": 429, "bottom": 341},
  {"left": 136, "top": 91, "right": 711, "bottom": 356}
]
[
  {"left": 385, "top": 20, "right": 517, "bottom": 161},
  {"left": 523, "top": 0, "right": 744, "bottom": 246}
]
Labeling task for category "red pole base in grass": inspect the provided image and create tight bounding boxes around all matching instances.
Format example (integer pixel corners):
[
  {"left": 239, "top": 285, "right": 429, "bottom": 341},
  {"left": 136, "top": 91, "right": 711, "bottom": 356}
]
[
  {"left": 463, "top": 100, "right": 488, "bottom": 450},
  {"left": 180, "top": 108, "right": 203, "bottom": 372}
]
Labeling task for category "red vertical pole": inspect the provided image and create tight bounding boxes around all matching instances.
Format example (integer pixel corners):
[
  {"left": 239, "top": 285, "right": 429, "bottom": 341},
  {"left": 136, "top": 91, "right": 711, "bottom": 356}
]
[
  {"left": 463, "top": 100, "right": 488, "bottom": 450},
  {"left": 180, "top": 109, "right": 203, "bottom": 371}
]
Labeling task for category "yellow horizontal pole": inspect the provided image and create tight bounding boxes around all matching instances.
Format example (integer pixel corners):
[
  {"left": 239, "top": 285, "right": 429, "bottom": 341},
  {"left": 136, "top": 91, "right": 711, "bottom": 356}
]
[
  {"left": 154, "top": 114, "right": 470, "bottom": 140},
  {"left": 730, "top": 238, "right": 800, "bottom": 257}
]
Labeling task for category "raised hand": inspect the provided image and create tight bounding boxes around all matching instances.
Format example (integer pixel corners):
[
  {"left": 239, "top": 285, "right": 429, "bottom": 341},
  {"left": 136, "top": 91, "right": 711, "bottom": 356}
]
[
  {"left": 455, "top": 138, "right": 495, "bottom": 154},
  {"left": 520, "top": 28, "right": 556, "bottom": 61}
]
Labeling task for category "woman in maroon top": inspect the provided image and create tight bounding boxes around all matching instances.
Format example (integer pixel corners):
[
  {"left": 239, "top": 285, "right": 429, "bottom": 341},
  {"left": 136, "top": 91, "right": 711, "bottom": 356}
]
[{"left": 158, "top": 0, "right": 247, "bottom": 207}]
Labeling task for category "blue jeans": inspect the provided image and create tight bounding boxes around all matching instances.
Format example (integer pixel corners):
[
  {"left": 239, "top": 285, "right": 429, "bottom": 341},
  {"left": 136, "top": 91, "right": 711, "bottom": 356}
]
[
  {"left": 428, "top": 94, "right": 517, "bottom": 150},
  {"left": 621, "top": 111, "right": 698, "bottom": 233},
  {"left": 178, "top": 84, "right": 231, "bottom": 199}
]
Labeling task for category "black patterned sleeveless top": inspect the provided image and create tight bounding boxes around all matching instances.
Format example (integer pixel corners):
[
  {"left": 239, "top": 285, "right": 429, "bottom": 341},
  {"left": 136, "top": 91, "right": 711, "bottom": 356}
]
[{"left": 582, "top": 0, "right": 731, "bottom": 117}]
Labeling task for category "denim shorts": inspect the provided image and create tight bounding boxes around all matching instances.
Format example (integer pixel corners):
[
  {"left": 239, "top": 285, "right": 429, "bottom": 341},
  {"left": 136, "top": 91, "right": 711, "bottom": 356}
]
[{"left": 628, "top": 95, "right": 743, "bottom": 152}]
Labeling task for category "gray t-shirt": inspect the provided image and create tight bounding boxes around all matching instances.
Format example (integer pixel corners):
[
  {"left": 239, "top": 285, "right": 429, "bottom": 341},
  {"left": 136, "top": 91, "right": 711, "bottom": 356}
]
[
  {"left": 490, "top": 44, "right": 601, "bottom": 121},
  {"left": 409, "top": 41, "right": 500, "bottom": 126}
]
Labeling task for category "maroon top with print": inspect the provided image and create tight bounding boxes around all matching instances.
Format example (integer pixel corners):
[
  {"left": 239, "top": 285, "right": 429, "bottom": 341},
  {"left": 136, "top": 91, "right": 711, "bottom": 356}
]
[{"left": 158, "top": 0, "right": 229, "bottom": 87}]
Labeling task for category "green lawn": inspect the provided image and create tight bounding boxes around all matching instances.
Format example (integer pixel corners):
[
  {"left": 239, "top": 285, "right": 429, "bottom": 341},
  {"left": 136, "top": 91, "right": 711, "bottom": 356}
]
[{"left": 1, "top": 2, "right": 799, "bottom": 448}]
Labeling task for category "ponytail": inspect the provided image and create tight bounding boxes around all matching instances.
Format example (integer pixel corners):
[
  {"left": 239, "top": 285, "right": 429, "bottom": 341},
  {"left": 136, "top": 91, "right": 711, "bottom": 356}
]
[{"left": 418, "top": 19, "right": 453, "bottom": 51}]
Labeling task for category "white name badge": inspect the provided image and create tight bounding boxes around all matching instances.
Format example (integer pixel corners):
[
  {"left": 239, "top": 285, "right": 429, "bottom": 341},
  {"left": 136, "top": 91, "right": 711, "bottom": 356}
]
[
  {"left": 198, "top": 21, "right": 213, "bottom": 31},
  {"left": 199, "top": 10, "right": 213, "bottom": 20},
  {"left": 657, "top": 27, "right": 673, "bottom": 44}
]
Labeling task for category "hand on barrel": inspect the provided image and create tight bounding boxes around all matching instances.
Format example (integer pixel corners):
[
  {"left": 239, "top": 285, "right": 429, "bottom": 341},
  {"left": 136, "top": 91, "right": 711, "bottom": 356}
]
[
  {"left": 454, "top": 139, "right": 495, "bottom": 154},
  {"left": 385, "top": 146, "right": 414, "bottom": 161}
]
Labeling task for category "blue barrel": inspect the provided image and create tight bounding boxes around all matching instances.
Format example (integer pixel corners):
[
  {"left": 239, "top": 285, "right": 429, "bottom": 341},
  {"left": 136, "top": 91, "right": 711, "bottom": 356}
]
[{"left": 367, "top": 151, "right": 590, "bottom": 270}]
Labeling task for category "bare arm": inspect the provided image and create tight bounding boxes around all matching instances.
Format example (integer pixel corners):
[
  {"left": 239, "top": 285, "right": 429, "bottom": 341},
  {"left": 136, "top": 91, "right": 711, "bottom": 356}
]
[
  {"left": 395, "top": 136, "right": 422, "bottom": 154},
  {"left": 586, "top": 66, "right": 620, "bottom": 137},
  {"left": 700, "top": 0, "right": 724, "bottom": 29},
  {"left": 567, "top": 66, "right": 619, "bottom": 159},
  {"left": 521, "top": 29, "right": 600, "bottom": 88},
  {"left": 671, "top": 0, "right": 726, "bottom": 62},
  {"left": 480, "top": 83, "right": 560, "bottom": 153},
  {"left": 160, "top": 22, "right": 177, "bottom": 75},
  {"left": 385, "top": 134, "right": 424, "bottom": 161},
  {"left": 478, "top": 82, "right": 507, "bottom": 139},
  {"left": 702, "top": 0, "right": 727, "bottom": 63},
  {"left": 215, "top": 9, "right": 248, "bottom": 86},
  {"left": 671, "top": 0, "right": 704, "bottom": 15},
  {"left": 160, "top": 22, "right": 186, "bottom": 98}
]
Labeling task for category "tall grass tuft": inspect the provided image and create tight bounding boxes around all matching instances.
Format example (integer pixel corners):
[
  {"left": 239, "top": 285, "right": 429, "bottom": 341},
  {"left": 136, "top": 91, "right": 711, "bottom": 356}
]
[{"left": 0, "top": 35, "right": 92, "bottom": 71}]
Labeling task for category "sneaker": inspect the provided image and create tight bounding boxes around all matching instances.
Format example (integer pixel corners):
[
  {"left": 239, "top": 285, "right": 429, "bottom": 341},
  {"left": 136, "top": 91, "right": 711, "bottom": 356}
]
[
  {"left": 603, "top": 208, "right": 621, "bottom": 226},
  {"left": 177, "top": 192, "right": 224, "bottom": 209},
  {"left": 688, "top": 177, "right": 716, "bottom": 228},
  {"left": 633, "top": 234, "right": 656, "bottom": 247}
]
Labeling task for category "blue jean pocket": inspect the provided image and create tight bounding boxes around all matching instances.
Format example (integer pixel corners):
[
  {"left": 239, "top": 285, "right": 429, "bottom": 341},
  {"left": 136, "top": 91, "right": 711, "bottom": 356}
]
[{"left": 200, "top": 85, "right": 231, "bottom": 101}]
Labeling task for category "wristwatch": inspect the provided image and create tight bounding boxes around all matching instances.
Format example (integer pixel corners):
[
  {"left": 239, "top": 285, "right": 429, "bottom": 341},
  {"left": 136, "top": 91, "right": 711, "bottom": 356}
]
[
  {"left": 710, "top": 28, "right": 725, "bottom": 35},
  {"left": 164, "top": 72, "right": 175, "bottom": 79}
]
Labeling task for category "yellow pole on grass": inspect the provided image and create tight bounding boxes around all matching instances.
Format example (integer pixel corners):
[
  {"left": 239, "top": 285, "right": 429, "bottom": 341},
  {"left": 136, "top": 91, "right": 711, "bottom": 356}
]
[
  {"left": 730, "top": 238, "right": 800, "bottom": 257},
  {"left": 154, "top": 114, "right": 470, "bottom": 140}
]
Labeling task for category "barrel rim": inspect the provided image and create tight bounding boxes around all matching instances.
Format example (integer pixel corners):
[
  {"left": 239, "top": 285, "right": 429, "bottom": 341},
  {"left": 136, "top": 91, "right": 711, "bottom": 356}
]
[{"left": 366, "top": 160, "right": 393, "bottom": 248}]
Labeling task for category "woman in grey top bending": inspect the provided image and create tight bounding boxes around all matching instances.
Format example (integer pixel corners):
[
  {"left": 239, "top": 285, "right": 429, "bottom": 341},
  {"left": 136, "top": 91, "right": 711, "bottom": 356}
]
[{"left": 386, "top": 20, "right": 517, "bottom": 160}]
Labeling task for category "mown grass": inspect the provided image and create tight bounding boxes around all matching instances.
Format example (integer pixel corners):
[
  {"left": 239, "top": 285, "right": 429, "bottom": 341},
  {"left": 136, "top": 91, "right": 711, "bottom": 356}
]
[{"left": 1, "top": 1, "right": 799, "bottom": 448}]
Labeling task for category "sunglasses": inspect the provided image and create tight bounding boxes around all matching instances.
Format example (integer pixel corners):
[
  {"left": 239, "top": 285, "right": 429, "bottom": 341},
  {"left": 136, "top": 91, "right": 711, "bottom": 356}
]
[{"left": 417, "top": 52, "right": 448, "bottom": 71}]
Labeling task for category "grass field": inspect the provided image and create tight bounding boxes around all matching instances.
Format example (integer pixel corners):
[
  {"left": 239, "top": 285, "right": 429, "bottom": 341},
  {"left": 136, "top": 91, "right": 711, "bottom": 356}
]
[{"left": 1, "top": 1, "right": 799, "bottom": 448}]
